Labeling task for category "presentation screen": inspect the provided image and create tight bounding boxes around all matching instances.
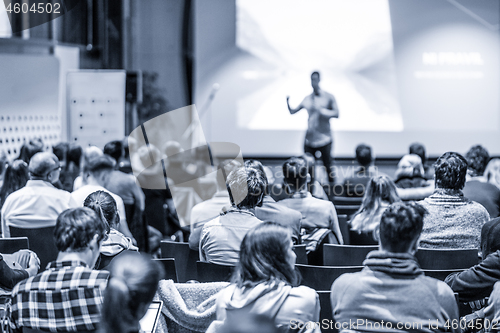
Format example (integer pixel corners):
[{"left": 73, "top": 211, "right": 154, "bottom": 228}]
[{"left": 194, "top": 0, "right": 500, "bottom": 157}]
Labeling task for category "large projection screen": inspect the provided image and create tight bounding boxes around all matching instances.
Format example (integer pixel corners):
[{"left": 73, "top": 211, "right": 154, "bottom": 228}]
[{"left": 194, "top": 0, "right": 500, "bottom": 157}]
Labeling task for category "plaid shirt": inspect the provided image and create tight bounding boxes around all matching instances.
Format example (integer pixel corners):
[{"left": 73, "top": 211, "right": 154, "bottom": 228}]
[{"left": 10, "top": 260, "right": 109, "bottom": 332}]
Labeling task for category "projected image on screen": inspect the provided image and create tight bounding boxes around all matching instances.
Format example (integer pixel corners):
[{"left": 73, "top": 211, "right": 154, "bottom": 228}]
[{"left": 235, "top": 0, "right": 403, "bottom": 132}]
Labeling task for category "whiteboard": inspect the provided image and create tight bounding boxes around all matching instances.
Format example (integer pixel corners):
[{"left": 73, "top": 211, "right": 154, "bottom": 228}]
[{"left": 67, "top": 70, "right": 126, "bottom": 149}]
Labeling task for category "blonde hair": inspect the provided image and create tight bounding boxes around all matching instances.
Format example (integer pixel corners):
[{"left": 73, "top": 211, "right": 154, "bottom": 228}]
[
  {"left": 395, "top": 154, "right": 424, "bottom": 179},
  {"left": 485, "top": 158, "right": 500, "bottom": 190}
]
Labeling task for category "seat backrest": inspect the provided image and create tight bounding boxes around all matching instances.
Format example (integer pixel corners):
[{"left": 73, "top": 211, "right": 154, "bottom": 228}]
[
  {"left": 296, "top": 264, "right": 363, "bottom": 291},
  {"left": 153, "top": 258, "right": 179, "bottom": 282},
  {"left": 317, "top": 291, "right": 336, "bottom": 333},
  {"left": 348, "top": 230, "right": 378, "bottom": 246},
  {"left": 334, "top": 205, "right": 360, "bottom": 219},
  {"left": 160, "top": 241, "right": 198, "bottom": 282},
  {"left": 0, "top": 237, "right": 29, "bottom": 254},
  {"left": 323, "top": 244, "right": 378, "bottom": 266},
  {"left": 10, "top": 226, "right": 58, "bottom": 271},
  {"left": 416, "top": 248, "right": 479, "bottom": 270},
  {"left": 337, "top": 215, "right": 350, "bottom": 245},
  {"left": 332, "top": 196, "right": 363, "bottom": 206},
  {"left": 293, "top": 244, "right": 308, "bottom": 265},
  {"left": 422, "top": 268, "right": 465, "bottom": 281},
  {"left": 196, "top": 261, "right": 234, "bottom": 282}
]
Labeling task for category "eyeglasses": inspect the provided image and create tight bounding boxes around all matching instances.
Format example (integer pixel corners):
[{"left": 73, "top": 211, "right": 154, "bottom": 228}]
[{"left": 45, "top": 165, "right": 61, "bottom": 177}]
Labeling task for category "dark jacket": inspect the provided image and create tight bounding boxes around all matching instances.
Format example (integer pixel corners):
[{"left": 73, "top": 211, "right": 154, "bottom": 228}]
[{"left": 446, "top": 250, "right": 500, "bottom": 302}]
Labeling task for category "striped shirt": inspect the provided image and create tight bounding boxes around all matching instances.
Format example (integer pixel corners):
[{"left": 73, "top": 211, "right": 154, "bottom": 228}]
[{"left": 10, "top": 260, "right": 109, "bottom": 332}]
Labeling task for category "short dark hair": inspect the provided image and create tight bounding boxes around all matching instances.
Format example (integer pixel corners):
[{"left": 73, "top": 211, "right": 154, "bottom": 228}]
[
  {"left": 244, "top": 160, "right": 268, "bottom": 186},
  {"left": 465, "top": 145, "right": 489, "bottom": 177},
  {"left": 282, "top": 157, "right": 308, "bottom": 190},
  {"left": 409, "top": 143, "right": 426, "bottom": 164},
  {"left": 54, "top": 207, "right": 107, "bottom": 252},
  {"left": 434, "top": 152, "right": 468, "bottom": 190},
  {"left": 67, "top": 144, "right": 82, "bottom": 166},
  {"left": 103, "top": 141, "right": 123, "bottom": 163},
  {"left": 85, "top": 155, "right": 116, "bottom": 175},
  {"left": 311, "top": 71, "right": 320, "bottom": 79},
  {"left": 379, "top": 202, "right": 427, "bottom": 253},
  {"left": 227, "top": 167, "right": 265, "bottom": 209},
  {"left": 234, "top": 222, "right": 298, "bottom": 288},
  {"left": 52, "top": 142, "right": 69, "bottom": 162},
  {"left": 355, "top": 144, "right": 372, "bottom": 167}
]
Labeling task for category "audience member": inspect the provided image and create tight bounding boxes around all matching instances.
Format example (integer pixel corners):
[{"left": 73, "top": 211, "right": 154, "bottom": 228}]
[
  {"left": 134, "top": 144, "right": 173, "bottom": 237},
  {"left": 84, "top": 191, "right": 138, "bottom": 270},
  {"left": 463, "top": 145, "right": 500, "bottom": 218},
  {"left": 10, "top": 207, "right": 109, "bottom": 332},
  {"left": 485, "top": 158, "right": 500, "bottom": 190},
  {"left": 200, "top": 167, "right": 265, "bottom": 265},
  {"left": 0, "top": 151, "right": 8, "bottom": 189},
  {"left": 279, "top": 157, "right": 343, "bottom": 244},
  {"left": 104, "top": 140, "right": 147, "bottom": 250},
  {"left": 245, "top": 160, "right": 302, "bottom": 244},
  {"left": 0, "top": 160, "right": 29, "bottom": 212},
  {"left": 301, "top": 153, "right": 329, "bottom": 200},
  {"left": 409, "top": 142, "right": 434, "bottom": 180},
  {"left": 343, "top": 144, "right": 377, "bottom": 197},
  {"left": 52, "top": 142, "right": 72, "bottom": 192},
  {"left": 73, "top": 146, "right": 104, "bottom": 191},
  {"left": 209, "top": 222, "right": 320, "bottom": 332},
  {"left": 419, "top": 152, "right": 490, "bottom": 249},
  {"left": 349, "top": 175, "right": 401, "bottom": 244},
  {"left": 1, "top": 152, "right": 74, "bottom": 238},
  {"left": 71, "top": 155, "right": 135, "bottom": 243},
  {"left": 98, "top": 252, "right": 162, "bottom": 333},
  {"left": 331, "top": 202, "right": 459, "bottom": 332},
  {"left": 446, "top": 217, "right": 500, "bottom": 302},
  {"left": 394, "top": 154, "right": 430, "bottom": 188},
  {"left": 189, "top": 159, "right": 241, "bottom": 250},
  {"left": 0, "top": 249, "right": 39, "bottom": 293},
  {"left": 17, "top": 138, "right": 44, "bottom": 164}
]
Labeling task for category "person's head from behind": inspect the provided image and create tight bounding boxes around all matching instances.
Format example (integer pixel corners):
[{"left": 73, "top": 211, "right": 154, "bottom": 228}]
[
  {"left": 485, "top": 158, "right": 500, "bottom": 188},
  {"left": 226, "top": 167, "right": 265, "bottom": 209},
  {"left": 234, "top": 222, "right": 298, "bottom": 288},
  {"left": 101, "top": 252, "right": 162, "bottom": 333},
  {"left": 409, "top": 143, "right": 426, "bottom": 165},
  {"left": 84, "top": 191, "right": 119, "bottom": 234},
  {"left": 67, "top": 144, "right": 82, "bottom": 167},
  {"left": 84, "top": 155, "right": 116, "bottom": 187},
  {"left": 54, "top": 207, "right": 107, "bottom": 267},
  {"left": 282, "top": 157, "right": 309, "bottom": 192},
  {"left": 52, "top": 142, "right": 69, "bottom": 165},
  {"left": 379, "top": 202, "right": 427, "bottom": 254},
  {"left": 465, "top": 145, "right": 489, "bottom": 177},
  {"left": 0, "top": 159, "right": 29, "bottom": 205},
  {"left": 355, "top": 175, "right": 400, "bottom": 224},
  {"left": 28, "top": 152, "right": 61, "bottom": 184},
  {"left": 355, "top": 144, "right": 372, "bottom": 168},
  {"left": 434, "top": 152, "right": 468, "bottom": 191},
  {"left": 19, "top": 138, "right": 44, "bottom": 164},
  {"left": 103, "top": 140, "right": 123, "bottom": 164},
  {"left": 311, "top": 71, "right": 321, "bottom": 91},
  {"left": 80, "top": 146, "right": 103, "bottom": 173},
  {"left": 395, "top": 154, "right": 424, "bottom": 179},
  {"left": 244, "top": 160, "right": 269, "bottom": 190}
]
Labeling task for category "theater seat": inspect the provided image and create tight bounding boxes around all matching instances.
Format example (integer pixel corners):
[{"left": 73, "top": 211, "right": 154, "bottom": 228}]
[
  {"left": 295, "top": 264, "right": 363, "bottom": 291},
  {"left": 416, "top": 248, "right": 479, "bottom": 270},
  {"left": 196, "top": 261, "right": 234, "bottom": 282},
  {"left": 323, "top": 244, "right": 378, "bottom": 266},
  {"left": 9, "top": 226, "right": 58, "bottom": 271}
]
